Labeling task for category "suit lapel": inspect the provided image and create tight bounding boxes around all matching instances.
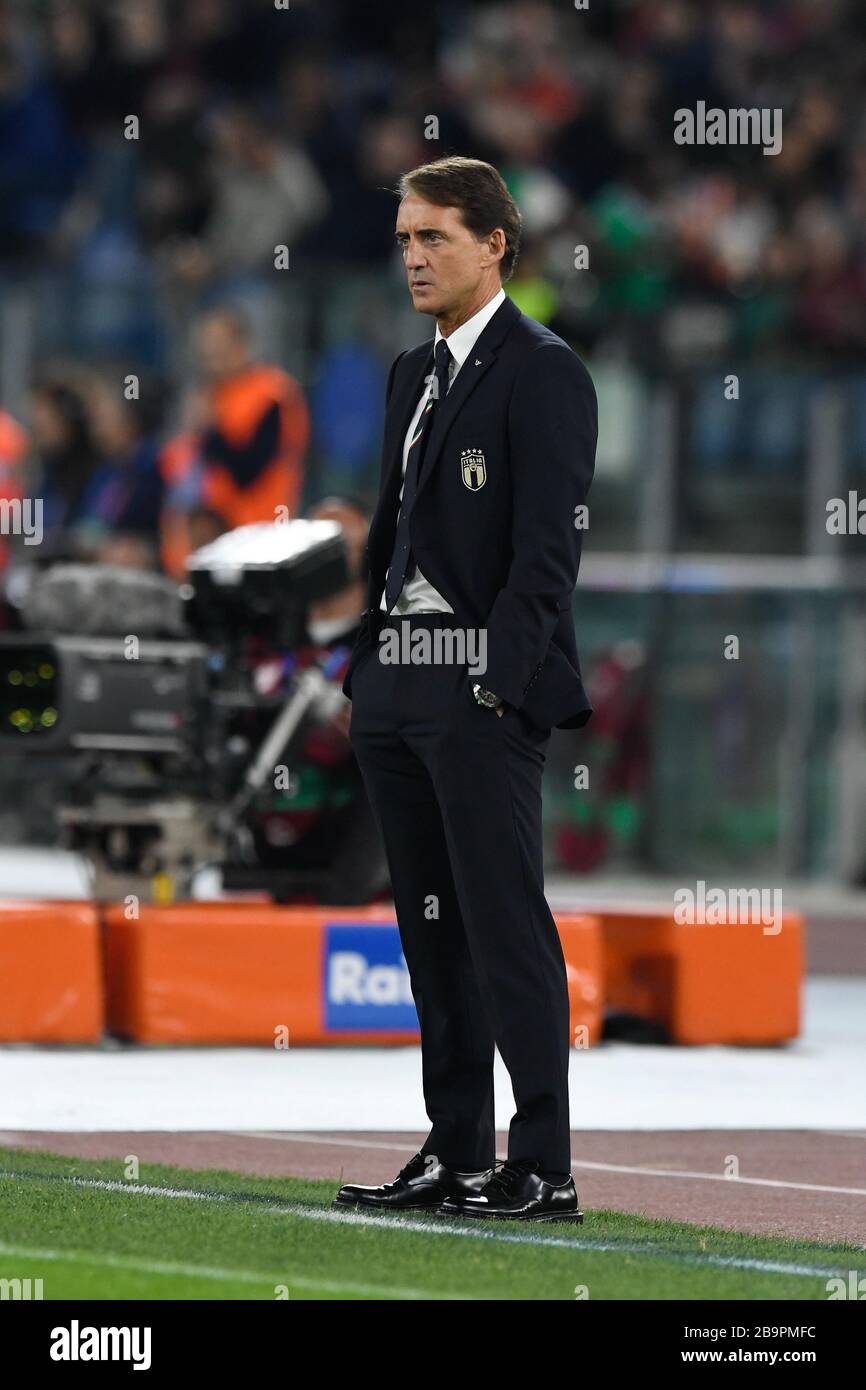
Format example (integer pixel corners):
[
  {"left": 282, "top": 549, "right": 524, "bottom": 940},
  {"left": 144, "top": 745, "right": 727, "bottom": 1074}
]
[
  {"left": 371, "top": 295, "right": 521, "bottom": 552},
  {"left": 367, "top": 346, "right": 432, "bottom": 557},
  {"left": 414, "top": 348, "right": 492, "bottom": 502},
  {"left": 415, "top": 294, "right": 521, "bottom": 504},
  {"left": 382, "top": 346, "right": 433, "bottom": 501}
]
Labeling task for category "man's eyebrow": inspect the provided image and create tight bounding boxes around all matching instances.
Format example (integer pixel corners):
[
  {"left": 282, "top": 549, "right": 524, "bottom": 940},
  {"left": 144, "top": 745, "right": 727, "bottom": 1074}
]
[{"left": 395, "top": 227, "right": 447, "bottom": 238}]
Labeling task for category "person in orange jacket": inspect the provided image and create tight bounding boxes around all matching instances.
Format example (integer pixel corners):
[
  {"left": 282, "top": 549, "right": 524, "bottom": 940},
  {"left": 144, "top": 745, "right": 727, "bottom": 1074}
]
[
  {"left": 0, "top": 407, "right": 28, "bottom": 578},
  {"left": 193, "top": 306, "right": 309, "bottom": 529}
]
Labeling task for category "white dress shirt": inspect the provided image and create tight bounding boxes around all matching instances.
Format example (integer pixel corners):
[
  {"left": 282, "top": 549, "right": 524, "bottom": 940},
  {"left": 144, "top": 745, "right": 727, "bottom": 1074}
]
[{"left": 381, "top": 286, "right": 507, "bottom": 614}]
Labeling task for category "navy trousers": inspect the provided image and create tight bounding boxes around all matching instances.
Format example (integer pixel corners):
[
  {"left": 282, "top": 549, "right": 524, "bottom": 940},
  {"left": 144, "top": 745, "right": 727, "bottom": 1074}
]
[{"left": 348, "top": 612, "right": 572, "bottom": 1172}]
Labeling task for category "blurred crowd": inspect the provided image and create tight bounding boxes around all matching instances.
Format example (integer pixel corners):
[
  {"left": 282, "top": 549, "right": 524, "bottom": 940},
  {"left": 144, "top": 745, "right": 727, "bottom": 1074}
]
[
  {"left": 1, "top": 0, "right": 865, "bottom": 575},
  {"left": 2, "top": 0, "right": 864, "bottom": 346},
  {"left": 0, "top": 305, "right": 310, "bottom": 576}
]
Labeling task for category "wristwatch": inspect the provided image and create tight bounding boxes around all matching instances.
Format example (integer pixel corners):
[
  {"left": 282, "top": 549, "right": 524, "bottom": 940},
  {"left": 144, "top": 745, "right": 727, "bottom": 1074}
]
[{"left": 472, "top": 682, "right": 503, "bottom": 709}]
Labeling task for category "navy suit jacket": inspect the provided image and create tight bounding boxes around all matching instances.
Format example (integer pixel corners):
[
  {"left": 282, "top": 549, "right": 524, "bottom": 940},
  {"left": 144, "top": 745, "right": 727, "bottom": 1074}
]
[{"left": 341, "top": 292, "right": 597, "bottom": 731}]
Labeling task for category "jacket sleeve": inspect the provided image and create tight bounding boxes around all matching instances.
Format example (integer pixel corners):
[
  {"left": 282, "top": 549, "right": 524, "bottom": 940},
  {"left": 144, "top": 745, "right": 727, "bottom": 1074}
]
[{"left": 481, "top": 342, "right": 597, "bottom": 710}]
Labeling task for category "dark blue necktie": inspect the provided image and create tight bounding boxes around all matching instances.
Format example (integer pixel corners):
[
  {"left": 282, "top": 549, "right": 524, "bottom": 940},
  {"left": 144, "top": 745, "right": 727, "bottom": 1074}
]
[{"left": 383, "top": 338, "right": 452, "bottom": 614}]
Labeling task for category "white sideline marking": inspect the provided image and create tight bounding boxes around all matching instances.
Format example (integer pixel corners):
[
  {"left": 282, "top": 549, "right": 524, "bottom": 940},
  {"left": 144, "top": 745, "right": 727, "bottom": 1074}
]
[
  {"left": 0, "top": 1170, "right": 858, "bottom": 1280},
  {"left": 230, "top": 1131, "right": 866, "bottom": 1197},
  {"left": 0, "top": 1240, "right": 451, "bottom": 1300}
]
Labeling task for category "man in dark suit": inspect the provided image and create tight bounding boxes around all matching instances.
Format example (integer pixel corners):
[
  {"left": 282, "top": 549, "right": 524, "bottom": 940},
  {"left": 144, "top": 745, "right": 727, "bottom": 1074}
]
[{"left": 334, "top": 157, "right": 597, "bottom": 1223}]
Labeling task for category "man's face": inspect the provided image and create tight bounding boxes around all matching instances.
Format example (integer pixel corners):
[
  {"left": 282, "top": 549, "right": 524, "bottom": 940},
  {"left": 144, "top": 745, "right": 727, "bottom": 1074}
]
[
  {"left": 395, "top": 195, "right": 497, "bottom": 319},
  {"left": 196, "top": 317, "right": 246, "bottom": 381}
]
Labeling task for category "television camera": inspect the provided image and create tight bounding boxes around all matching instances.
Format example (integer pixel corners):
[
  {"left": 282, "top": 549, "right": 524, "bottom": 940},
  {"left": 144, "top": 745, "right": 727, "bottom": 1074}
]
[{"left": 0, "top": 520, "right": 386, "bottom": 904}]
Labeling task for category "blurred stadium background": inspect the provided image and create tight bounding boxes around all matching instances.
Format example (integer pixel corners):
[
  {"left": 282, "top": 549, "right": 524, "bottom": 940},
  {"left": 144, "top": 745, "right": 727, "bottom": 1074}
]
[
  {"left": 1, "top": 0, "right": 866, "bottom": 884},
  {"left": 1, "top": 0, "right": 866, "bottom": 1302}
]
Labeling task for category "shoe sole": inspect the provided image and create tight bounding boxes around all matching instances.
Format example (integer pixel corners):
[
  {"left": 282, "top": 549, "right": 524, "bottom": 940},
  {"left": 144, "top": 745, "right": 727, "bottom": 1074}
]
[
  {"left": 437, "top": 1207, "right": 584, "bottom": 1224},
  {"left": 332, "top": 1196, "right": 443, "bottom": 1213}
]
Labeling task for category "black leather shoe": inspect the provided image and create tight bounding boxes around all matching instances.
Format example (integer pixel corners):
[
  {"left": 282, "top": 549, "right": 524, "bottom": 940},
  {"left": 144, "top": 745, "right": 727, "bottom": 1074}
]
[
  {"left": 333, "top": 1151, "right": 494, "bottom": 1212},
  {"left": 437, "top": 1158, "right": 584, "bottom": 1223}
]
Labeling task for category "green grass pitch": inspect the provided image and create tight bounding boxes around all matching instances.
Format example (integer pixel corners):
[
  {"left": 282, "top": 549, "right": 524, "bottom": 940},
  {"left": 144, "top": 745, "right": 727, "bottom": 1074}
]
[{"left": 0, "top": 1145, "right": 862, "bottom": 1301}]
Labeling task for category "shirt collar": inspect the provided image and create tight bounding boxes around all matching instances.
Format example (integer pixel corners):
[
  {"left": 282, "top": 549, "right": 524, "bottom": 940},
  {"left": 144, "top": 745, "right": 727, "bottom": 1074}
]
[{"left": 434, "top": 286, "right": 506, "bottom": 369}]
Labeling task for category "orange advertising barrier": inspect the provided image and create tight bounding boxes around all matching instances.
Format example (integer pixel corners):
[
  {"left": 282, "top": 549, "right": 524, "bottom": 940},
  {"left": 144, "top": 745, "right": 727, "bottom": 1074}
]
[
  {"left": 597, "top": 905, "right": 803, "bottom": 1044},
  {"left": 0, "top": 895, "right": 800, "bottom": 1047},
  {"left": 556, "top": 911, "right": 604, "bottom": 1047},
  {"left": 103, "top": 902, "right": 603, "bottom": 1046},
  {"left": 0, "top": 899, "right": 103, "bottom": 1041}
]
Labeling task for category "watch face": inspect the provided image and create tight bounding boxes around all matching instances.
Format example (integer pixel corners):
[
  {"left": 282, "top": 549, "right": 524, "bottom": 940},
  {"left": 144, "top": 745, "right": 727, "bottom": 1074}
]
[{"left": 472, "top": 682, "right": 499, "bottom": 707}]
